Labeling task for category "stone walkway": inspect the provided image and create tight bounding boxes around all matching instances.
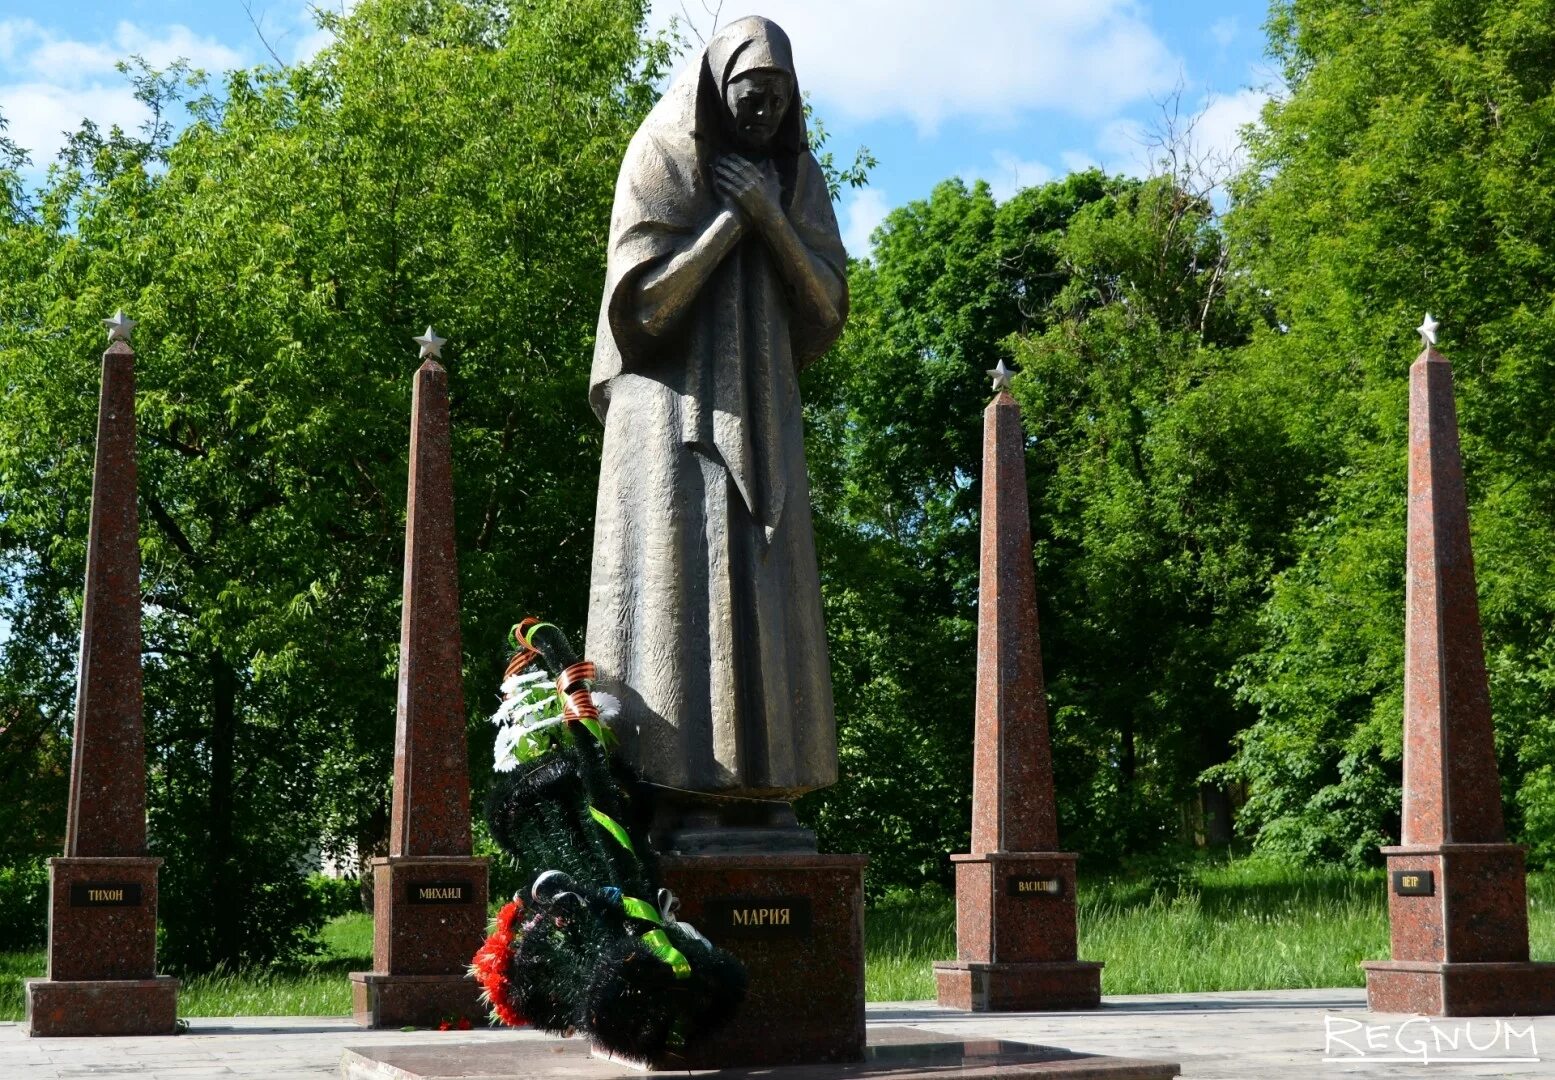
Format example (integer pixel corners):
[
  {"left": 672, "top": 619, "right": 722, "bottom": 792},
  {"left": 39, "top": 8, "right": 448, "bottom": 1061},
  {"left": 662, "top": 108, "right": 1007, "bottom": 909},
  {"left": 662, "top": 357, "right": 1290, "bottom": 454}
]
[{"left": 2, "top": 989, "right": 1551, "bottom": 1079}]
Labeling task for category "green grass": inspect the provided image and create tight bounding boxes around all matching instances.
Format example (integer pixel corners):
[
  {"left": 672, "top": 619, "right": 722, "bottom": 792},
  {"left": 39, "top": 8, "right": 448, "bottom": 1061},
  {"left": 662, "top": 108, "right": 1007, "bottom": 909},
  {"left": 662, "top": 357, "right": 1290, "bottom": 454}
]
[
  {"left": 0, "top": 913, "right": 375, "bottom": 1021},
  {"left": 866, "top": 859, "right": 1555, "bottom": 1001},
  {"left": 4, "top": 861, "right": 1553, "bottom": 1018}
]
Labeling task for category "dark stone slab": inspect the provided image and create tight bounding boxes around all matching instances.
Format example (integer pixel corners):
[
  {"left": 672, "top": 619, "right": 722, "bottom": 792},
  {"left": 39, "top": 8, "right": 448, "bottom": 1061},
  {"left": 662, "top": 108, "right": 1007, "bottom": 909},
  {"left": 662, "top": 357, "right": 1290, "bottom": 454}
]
[
  {"left": 67, "top": 339, "right": 147, "bottom": 859},
  {"left": 645, "top": 853, "right": 867, "bottom": 1069},
  {"left": 26, "top": 976, "right": 179, "bottom": 1037},
  {"left": 939, "top": 392, "right": 1100, "bottom": 1011},
  {"left": 357, "top": 360, "right": 489, "bottom": 1029},
  {"left": 341, "top": 1027, "right": 1179, "bottom": 1080},
  {"left": 1369, "top": 343, "right": 1555, "bottom": 1015}
]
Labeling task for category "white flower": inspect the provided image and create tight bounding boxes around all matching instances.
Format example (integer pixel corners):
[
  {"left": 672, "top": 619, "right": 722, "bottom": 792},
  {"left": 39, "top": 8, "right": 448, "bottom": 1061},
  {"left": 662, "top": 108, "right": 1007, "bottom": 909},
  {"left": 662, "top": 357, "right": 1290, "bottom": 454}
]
[
  {"left": 493, "top": 724, "right": 521, "bottom": 772},
  {"left": 591, "top": 690, "right": 622, "bottom": 722},
  {"left": 500, "top": 669, "right": 548, "bottom": 697}
]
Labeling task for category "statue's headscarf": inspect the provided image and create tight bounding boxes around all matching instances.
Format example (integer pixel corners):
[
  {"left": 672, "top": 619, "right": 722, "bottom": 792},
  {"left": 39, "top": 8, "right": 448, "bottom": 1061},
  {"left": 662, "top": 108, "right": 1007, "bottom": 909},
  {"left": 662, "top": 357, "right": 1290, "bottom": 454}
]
[
  {"left": 698, "top": 17, "right": 807, "bottom": 166},
  {"left": 590, "top": 16, "right": 847, "bottom": 532}
]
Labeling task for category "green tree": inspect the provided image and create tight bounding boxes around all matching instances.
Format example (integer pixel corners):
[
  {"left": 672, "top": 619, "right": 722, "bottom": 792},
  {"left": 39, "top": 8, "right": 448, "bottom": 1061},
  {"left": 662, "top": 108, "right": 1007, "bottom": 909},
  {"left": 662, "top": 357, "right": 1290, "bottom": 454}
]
[
  {"left": 1009, "top": 173, "right": 1316, "bottom": 858},
  {"left": 1221, "top": 0, "right": 1555, "bottom": 866},
  {"left": 0, "top": 0, "right": 663, "bottom": 968}
]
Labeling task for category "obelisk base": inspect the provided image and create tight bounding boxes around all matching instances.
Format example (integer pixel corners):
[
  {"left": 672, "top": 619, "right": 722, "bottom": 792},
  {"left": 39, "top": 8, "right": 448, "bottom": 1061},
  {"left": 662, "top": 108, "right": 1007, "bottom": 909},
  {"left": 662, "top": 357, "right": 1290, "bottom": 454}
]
[
  {"left": 351, "top": 854, "right": 490, "bottom": 1028},
  {"left": 625, "top": 853, "right": 866, "bottom": 1070},
  {"left": 1365, "top": 843, "right": 1555, "bottom": 1015},
  {"left": 26, "top": 976, "right": 179, "bottom": 1037},
  {"left": 937, "top": 852, "right": 1101, "bottom": 1011},
  {"left": 1363, "top": 962, "right": 1555, "bottom": 1017},
  {"left": 26, "top": 855, "right": 179, "bottom": 1037},
  {"left": 350, "top": 971, "right": 488, "bottom": 1029},
  {"left": 933, "top": 960, "right": 1102, "bottom": 1012}
]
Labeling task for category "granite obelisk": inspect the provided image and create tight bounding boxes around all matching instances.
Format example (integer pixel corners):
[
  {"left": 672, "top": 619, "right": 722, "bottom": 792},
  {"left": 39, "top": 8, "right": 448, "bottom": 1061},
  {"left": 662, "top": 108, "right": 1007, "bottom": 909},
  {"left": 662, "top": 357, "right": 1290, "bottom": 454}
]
[
  {"left": 25, "top": 312, "right": 179, "bottom": 1037},
  {"left": 934, "top": 361, "right": 1102, "bottom": 1011},
  {"left": 1362, "top": 316, "right": 1555, "bottom": 1015},
  {"left": 351, "top": 328, "right": 489, "bottom": 1028}
]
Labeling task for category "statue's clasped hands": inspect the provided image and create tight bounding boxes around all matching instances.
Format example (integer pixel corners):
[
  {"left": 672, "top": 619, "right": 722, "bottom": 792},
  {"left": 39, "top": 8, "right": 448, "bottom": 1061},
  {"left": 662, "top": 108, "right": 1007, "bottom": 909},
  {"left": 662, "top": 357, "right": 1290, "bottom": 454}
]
[{"left": 714, "top": 155, "right": 782, "bottom": 227}]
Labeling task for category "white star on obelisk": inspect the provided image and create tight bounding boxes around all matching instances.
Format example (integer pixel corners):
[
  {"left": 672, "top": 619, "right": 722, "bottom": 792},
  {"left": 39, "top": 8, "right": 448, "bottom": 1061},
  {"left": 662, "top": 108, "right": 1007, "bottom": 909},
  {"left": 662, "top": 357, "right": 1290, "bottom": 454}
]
[
  {"left": 102, "top": 310, "right": 135, "bottom": 344},
  {"left": 413, "top": 325, "right": 447, "bottom": 360},
  {"left": 1417, "top": 312, "right": 1439, "bottom": 348},
  {"left": 987, "top": 359, "right": 1015, "bottom": 392}
]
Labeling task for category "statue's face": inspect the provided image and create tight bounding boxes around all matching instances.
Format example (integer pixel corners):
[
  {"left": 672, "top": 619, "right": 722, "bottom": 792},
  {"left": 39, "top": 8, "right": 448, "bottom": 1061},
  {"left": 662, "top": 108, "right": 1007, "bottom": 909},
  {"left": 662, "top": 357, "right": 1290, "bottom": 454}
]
[{"left": 724, "top": 69, "right": 793, "bottom": 150}]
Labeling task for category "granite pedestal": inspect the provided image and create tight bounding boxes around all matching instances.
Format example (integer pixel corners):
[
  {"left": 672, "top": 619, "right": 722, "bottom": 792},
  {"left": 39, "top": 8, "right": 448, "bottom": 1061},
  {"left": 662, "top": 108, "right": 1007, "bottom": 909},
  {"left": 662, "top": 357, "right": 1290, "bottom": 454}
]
[
  {"left": 936, "top": 853, "right": 1102, "bottom": 1011},
  {"left": 1362, "top": 843, "right": 1555, "bottom": 1015},
  {"left": 350, "top": 855, "right": 489, "bottom": 1028},
  {"left": 624, "top": 852, "right": 867, "bottom": 1070}
]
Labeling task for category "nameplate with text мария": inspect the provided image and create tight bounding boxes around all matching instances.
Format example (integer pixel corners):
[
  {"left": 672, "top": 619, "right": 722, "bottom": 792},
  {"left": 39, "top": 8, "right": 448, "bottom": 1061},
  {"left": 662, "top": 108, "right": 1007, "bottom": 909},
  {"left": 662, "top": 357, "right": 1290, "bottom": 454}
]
[
  {"left": 1391, "top": 870, "right": 1435, "bottom": 897},
  {"left": 70, "top": 883, "right": 142, "bottom": 907},
  {"left": 408, "top": 881, "right": 472, "bottom": 905},
  {"left": 704, "top": 896, "right": 812, "bottom": 939}
]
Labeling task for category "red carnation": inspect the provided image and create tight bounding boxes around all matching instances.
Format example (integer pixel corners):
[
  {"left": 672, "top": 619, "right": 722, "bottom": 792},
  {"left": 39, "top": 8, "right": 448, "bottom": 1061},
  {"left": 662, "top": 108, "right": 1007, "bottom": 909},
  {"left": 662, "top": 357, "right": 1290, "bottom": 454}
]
[{"left": 472, "top": 899, "right": 528, "bottom": 1029}]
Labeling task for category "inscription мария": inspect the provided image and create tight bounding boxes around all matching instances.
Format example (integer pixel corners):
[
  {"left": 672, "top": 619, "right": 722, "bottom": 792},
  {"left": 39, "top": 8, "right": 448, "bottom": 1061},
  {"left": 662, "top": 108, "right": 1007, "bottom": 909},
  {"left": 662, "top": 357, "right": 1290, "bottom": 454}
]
[{"left": 704, "top": 896, "right": 813, "bottom": 939}]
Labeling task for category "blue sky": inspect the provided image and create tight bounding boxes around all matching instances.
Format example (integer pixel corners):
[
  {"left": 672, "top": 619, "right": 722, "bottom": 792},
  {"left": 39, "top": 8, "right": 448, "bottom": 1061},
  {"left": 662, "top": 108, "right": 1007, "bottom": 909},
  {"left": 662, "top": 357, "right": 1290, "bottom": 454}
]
[{"left": 0, "top": 1, "right": 1279, "bottom": 256}]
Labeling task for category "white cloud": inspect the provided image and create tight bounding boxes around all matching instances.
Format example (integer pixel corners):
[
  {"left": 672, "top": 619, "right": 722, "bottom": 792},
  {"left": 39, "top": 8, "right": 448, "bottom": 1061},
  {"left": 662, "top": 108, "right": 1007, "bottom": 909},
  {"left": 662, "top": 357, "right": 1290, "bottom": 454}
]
[
  {"left": 290, "top": 0, "right": 362, "bottom": 63},
  {"left": 841, "top": 187, "right": 890, "bottom": 258},
  {"left": 112, "top": 21, "right": 245, "bottom": 75},
  {"left": 1094, "top": 116, "right": 1152, "bottom": 177},
  {"left": 1190, "top": 87, "right": 1267, "bottom": 176},
  {"left": 0, "top": 81, "right": 148, "bottom": 167},
  {"left": 1086, "top": 88, "right": 1267, "bottom": 184},
  {"left": 970, "top": 150, "right": 1053, "bottom": 202},
  {"left": 1060, "top": 149, "right": 1100, "bottom": 174},
  {"left": 650, "top": 1, "right": 1181, "bottom": 133},
  {"left": 0, "top": 18, "right": 250, "bottom": 171},
  {"left": 1209, "top": 17, "right": 1237, "bottom": 48}
]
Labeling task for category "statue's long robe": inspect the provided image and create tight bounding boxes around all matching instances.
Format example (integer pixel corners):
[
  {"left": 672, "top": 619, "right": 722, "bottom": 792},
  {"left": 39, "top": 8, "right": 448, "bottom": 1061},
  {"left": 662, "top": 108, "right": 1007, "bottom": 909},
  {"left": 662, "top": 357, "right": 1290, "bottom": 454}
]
[{"left": 585, "top": 59, "right": 848, "bottom": 799}]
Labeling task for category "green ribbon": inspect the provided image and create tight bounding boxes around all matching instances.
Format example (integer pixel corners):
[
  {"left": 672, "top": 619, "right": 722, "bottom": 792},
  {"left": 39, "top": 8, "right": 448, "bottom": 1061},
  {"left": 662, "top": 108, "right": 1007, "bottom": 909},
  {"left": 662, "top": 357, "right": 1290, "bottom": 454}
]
[
  {"left": 618, "top": 894, "right": 691, "bottom": 978},
  {"left": 522, "top": 621, "right": 558, "bottom": 648},
  {"left": 641, "top": 928, "right": 692, "bottom": 978},
  {"left": 620, "top": 895, "right": 659, "bottom": 922},
  {"left": 588, "top": 806, "right": 635, "bottom": 854}
]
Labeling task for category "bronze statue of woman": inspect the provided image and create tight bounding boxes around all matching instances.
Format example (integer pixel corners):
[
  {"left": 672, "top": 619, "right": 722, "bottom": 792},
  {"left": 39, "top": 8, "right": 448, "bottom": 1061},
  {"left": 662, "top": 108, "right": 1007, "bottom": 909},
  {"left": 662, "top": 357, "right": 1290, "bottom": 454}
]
[{"left": 586, "top": 16, "right": 848, "bottom": 851}]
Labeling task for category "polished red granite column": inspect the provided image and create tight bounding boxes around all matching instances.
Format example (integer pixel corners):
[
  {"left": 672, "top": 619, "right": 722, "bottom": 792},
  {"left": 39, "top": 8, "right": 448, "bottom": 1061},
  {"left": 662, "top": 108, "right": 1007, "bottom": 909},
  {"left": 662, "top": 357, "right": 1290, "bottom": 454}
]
[
  {"left": 934, "top": 370, "right": 1101, "bottom": 1011},
  {"left": 1363, "top": 323, "right": 1555, "bottom": 1016},
  {"left": 352, "top": 339, "right": 489, "bottom": 1028},
  {"left": 26, "top": 313, "right": 179, "bottom": 1037}
]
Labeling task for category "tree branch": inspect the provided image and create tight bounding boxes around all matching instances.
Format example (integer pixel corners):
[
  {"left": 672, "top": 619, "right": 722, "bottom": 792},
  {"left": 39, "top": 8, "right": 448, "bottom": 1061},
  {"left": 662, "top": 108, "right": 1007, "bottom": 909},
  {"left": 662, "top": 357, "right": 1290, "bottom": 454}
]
[{"left": 143, "top": 494, "right": 202, "bottom": 567}]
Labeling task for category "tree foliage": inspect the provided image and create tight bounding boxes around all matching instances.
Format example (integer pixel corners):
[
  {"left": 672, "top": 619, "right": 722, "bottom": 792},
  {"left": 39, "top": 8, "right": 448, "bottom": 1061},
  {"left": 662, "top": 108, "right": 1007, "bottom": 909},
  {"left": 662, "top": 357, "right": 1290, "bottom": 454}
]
[
  {"left": 1220, "top": 0, "right": 1555, "bottom": 866},
  {"left": 0, "top": 0, "right": 663, "bottom": 968}
]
